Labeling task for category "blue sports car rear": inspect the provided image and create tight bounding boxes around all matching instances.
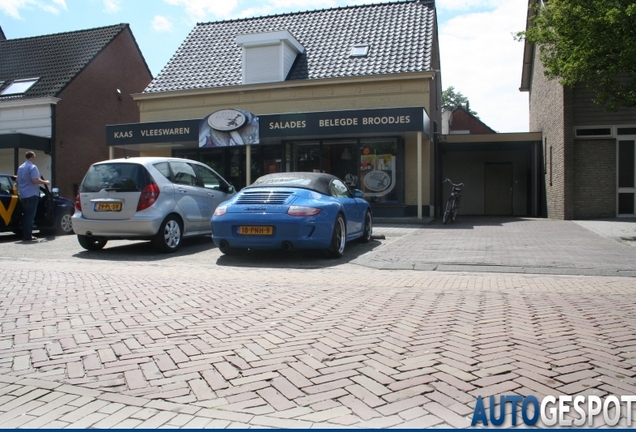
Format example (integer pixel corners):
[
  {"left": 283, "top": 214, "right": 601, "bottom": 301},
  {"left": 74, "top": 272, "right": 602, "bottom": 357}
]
[{"left": 211, "top": 172, "right": 372, "bottom": 257}]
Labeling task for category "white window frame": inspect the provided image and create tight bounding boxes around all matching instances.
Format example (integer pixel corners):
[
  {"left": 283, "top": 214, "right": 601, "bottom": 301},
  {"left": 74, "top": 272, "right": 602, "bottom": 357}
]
[{"left": 617, "top": 135, "right": 636, "bottom": 216}]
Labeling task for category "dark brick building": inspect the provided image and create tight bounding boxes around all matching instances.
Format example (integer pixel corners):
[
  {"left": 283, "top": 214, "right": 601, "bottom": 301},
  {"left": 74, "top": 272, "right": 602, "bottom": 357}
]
[
  {"left": 520, "top": 0, "right": 636, "bottom": 219},
  {"left": 443, "top": 106, "right": 496, "bottom": 135},
  {"left": 0, "top": 24, "right": 152, "bottom": 199}
]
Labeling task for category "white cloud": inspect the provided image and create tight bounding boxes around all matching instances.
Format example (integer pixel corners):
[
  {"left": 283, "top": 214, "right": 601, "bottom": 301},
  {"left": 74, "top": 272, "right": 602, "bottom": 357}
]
[
  {"left": 437, "top": 0, "right": 509, "bottom": 12},
  {"left": 152, "top": 15, "right": 174, "bottom": 32},
  {"left": 162, "top": 0, "right": 381, "bottom": 22},
  {"left": 163, "top": 0, "right": 239, "bottom": 22},
  {"left": 102, "top": 0, "right": 120, "bottom": 14},
  {"left": 0, "top": 0, "right": 66, "bottom": 19},
  {"left": 439, "top": 0, "right": 529, "bottom": 132}
]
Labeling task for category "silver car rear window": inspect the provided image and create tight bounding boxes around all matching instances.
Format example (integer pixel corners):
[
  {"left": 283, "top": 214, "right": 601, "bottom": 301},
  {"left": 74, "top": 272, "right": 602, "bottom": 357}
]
[{"left": 81, "top": 163, "right": 149, "bottom": 193}]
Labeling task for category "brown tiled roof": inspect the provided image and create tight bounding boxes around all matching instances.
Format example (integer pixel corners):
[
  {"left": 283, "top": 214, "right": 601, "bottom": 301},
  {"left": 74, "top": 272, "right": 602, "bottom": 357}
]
[
  {"left": 145, "top": 0, "right": 436, "bottom": 93},
  {"left": 0, "top": 24, "right": 128, "bottom": 100}
]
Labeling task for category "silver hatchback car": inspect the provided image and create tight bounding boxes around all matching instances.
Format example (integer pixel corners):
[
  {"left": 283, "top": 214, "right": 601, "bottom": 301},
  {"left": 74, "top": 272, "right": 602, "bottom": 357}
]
[{"left": 72, "top": 157, "right": 235, "bottom": 252}]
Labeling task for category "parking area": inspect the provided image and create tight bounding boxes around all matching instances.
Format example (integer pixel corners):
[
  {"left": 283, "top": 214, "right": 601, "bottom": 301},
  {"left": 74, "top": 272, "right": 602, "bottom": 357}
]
[{"left": 0, "top": 217, "right": 635, "bottom": 428}]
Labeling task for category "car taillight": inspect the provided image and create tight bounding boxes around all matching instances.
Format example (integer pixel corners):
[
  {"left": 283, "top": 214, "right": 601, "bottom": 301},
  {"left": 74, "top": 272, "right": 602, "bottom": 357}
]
[
  {"left": 74, "top": 193, "right": 81, "bottom": 212},
  {"left": 287, "top": 206, "right": 321, "bottom": 216},
  {"left": 137, "top": 182, "right": 160, "bottom": 211}
]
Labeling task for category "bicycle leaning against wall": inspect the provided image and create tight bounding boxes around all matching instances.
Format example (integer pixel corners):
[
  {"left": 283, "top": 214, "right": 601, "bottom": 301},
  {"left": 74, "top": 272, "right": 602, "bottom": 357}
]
[{"left": 442, "top": 178, "right": 464, "bottom": 224}]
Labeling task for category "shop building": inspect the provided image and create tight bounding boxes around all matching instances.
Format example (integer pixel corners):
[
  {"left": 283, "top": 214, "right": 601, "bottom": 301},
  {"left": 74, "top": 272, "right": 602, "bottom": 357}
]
[
  {"left": 108, "top": 0, "right": 442, "bottom": 218},
  {"left": 0, "top": 24, "right": 152, "bottom": 199}
]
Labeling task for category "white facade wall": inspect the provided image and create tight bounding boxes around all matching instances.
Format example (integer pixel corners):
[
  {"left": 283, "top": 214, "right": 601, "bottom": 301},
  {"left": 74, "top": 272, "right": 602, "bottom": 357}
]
[
  {"left": 0, "top": 99, "right": 55, "bottom": 181},
  {"left": 0, "top": 101, "right": 53, "bottom": 137}
]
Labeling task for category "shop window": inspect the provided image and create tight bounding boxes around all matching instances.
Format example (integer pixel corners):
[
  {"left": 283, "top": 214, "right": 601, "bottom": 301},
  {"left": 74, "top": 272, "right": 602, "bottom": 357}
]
[
  {"left": 294, "top": 142, "right": 323, "bottom": 173},
  {"left": 359, "top": 140, "right": 398, "bottom": 203},
  {"left": 290, "top": 138, "right": 400, "bottom": 204},
  {"left": 201, "top": 152, "right": 224, "bottom": 176},
  {"left": 261, "top": 145, "right": 283, "bottom": 175}
]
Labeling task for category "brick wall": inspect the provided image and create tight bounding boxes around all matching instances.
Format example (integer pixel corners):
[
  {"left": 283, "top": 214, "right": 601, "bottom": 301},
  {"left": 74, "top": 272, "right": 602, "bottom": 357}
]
[
  {"left": 529, "top": 49, "right": 571, "bottom": 220},
  {"left": 450, "top": 108, "right": 495, "bottom": 134},
  {"left": 573, "top": 139, "right": 616, "bottom": 219},
  {"left": 53, "top": 27, "right": 152, "bottom": 199}
]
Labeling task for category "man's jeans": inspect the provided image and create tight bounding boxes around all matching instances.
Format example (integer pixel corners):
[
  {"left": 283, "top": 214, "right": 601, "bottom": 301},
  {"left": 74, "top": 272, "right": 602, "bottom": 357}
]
[{"left": 20, "top": 195, "right": 39, "bottom": 240}]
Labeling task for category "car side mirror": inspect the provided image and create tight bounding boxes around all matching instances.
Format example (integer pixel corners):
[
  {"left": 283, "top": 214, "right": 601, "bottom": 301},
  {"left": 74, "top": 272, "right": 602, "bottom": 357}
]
[
  {"left": 52, "top": 187, "right": 60, "bottom": 196},
  {"left": 227, "top": 185, "right": 235, "bottom": 194},
  {"left": 353, "top": 189, "right": 364, "bottom": 198}
]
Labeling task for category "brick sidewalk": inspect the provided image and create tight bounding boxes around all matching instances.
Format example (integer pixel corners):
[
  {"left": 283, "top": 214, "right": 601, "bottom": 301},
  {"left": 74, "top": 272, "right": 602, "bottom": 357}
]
[
  {"left": 1, "top": 249, "right": 636, "bottom": 428},
  {"left": 355, "top": 217, "right": 636, "bottom": 276}
]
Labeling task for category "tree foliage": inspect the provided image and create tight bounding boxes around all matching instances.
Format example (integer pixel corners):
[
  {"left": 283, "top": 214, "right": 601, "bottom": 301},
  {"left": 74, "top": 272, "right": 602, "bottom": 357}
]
[
  {"left": 518, "top": 0, "right": 636, "bottom": 109},
  {"left": 442, "top": 86, "right": 479, "bottom": 118}
]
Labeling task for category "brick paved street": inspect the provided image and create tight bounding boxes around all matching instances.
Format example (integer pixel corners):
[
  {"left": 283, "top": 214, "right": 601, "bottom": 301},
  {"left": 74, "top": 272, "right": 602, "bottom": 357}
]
[{"left": 0, "top": 218, "right": 635, "bottom": 428}]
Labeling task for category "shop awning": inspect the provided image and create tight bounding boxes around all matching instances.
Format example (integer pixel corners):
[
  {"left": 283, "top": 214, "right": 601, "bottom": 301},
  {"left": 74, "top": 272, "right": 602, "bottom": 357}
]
[{"left": 0, "top": 133, "right": 51, "bottom": 151}]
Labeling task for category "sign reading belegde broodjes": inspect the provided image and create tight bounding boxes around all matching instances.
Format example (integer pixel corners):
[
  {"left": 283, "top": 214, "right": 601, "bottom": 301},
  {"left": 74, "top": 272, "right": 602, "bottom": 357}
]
[{"left": 259, "top": 107, "right": 429, "bottom": 138}]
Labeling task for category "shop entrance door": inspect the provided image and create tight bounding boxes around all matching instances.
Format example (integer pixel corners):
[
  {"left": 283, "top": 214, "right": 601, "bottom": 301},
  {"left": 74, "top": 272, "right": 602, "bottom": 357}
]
[{"left": 485, "top": 163, "right": 513, "bottom": 215}]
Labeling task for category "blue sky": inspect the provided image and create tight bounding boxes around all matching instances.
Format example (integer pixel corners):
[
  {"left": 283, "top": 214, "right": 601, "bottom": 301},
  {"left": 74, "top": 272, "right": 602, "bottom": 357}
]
[{"left": 0, "top": 0, "right": 529, "bottom": 132}]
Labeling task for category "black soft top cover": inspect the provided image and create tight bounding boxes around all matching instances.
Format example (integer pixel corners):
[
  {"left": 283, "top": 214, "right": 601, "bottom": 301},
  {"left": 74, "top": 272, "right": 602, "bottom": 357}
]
[{"left": 247, "top": 172, "right": 340, "bottom": 196}]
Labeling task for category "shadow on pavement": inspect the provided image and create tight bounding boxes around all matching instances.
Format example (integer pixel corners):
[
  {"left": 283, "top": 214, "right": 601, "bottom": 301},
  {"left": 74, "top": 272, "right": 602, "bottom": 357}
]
[
  {"left": 214, "top": 239, "right": 383, "bottom": 269},
  {"left": 72, "top": 236, "right": 215, "bottom": 261},
  {"left": 422, "top": 216, "right": 543, "bottom": 230},
  {"left": 71, "top": 235, "right": 383, "bottom": 268}
]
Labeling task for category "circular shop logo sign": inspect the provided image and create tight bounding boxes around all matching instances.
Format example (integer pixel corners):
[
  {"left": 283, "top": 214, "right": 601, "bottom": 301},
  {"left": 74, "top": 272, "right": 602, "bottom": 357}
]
[
  {"left": 363, "top": 170, "right": 391, "bottom": 192},
  {"left": 207, "top": 109, "right": 247, "bottom": 132}
]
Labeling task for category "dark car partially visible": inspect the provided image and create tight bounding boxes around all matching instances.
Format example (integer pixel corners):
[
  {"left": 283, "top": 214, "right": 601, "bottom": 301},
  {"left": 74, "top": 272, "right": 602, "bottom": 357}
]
[{"left": 0, "top": 174, "right": 75, "bottom": 236}]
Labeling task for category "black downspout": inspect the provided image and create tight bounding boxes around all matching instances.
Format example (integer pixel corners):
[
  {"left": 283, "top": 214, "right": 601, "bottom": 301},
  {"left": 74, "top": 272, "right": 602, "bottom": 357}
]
[
  {"left": 50, "top": 104, "right": 56, "bottom": 187},
  {"left": 13, "top": 147, "right": 19, "bottom": 174}
]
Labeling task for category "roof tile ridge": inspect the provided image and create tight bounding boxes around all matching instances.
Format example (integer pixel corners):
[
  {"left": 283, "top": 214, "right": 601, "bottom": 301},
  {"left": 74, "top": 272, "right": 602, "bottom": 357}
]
[
  {"left": 193, "top": 0, "right": 417, "bottom": 26},
  {"left": 3, "top": 23, "right": 128, "bottom": 43}
]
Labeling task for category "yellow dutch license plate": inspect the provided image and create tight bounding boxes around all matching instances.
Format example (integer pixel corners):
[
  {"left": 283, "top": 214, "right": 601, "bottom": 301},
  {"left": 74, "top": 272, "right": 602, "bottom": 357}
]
[
  {"left": 95, "top": 202, "right": 122, "bottom": 212},
  {"left": 239, "top": 226, "right": 273, "bottom": 236}
]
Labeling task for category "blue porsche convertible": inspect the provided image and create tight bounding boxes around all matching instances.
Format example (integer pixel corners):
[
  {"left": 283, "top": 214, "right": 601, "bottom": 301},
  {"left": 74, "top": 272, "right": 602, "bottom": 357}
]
[{"left": 211, "top": 172, "right": 372, "bottom": 257}]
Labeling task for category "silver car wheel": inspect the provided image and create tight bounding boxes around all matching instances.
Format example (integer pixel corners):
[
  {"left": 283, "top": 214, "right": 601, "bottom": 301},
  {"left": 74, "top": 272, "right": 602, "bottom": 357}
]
[
  {"left": 58, "top": 212, "right": 74, "bottom": 234},
  {"left": 326, "top": 214, "right": 346, "bottom": 258},
  {"left": 153, "top": 215, "right": 183, "bottom": 253},
  {"left": 164, "top": 219, "right": 181, "bottom": 248},
  {"left": 336, "top": 216, "right": 346, "bottom": 254}
]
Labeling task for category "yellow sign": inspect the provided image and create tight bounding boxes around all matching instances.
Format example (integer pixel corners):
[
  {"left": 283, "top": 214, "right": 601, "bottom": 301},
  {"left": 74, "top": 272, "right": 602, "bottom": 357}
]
[{"left": 0, "top": 196, "right": 18, "bottom": 226}]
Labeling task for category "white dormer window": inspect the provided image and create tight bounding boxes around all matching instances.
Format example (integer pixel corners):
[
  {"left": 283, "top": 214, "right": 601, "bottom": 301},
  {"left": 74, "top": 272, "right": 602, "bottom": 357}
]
[
  {"left": 349, "top": 44, "right": 369, "bottom": 58},
  {"left": 236, "top": 30, "right": 304, "bottom": 85},
  {"left": 1, "top": 78, "right": 39, "bottom": 95}
]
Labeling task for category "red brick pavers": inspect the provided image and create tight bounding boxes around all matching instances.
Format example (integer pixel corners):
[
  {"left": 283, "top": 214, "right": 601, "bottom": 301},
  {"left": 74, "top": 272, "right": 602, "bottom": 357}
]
[{"left": 1, "top": 251, "right": 636, "bottom": 428}]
